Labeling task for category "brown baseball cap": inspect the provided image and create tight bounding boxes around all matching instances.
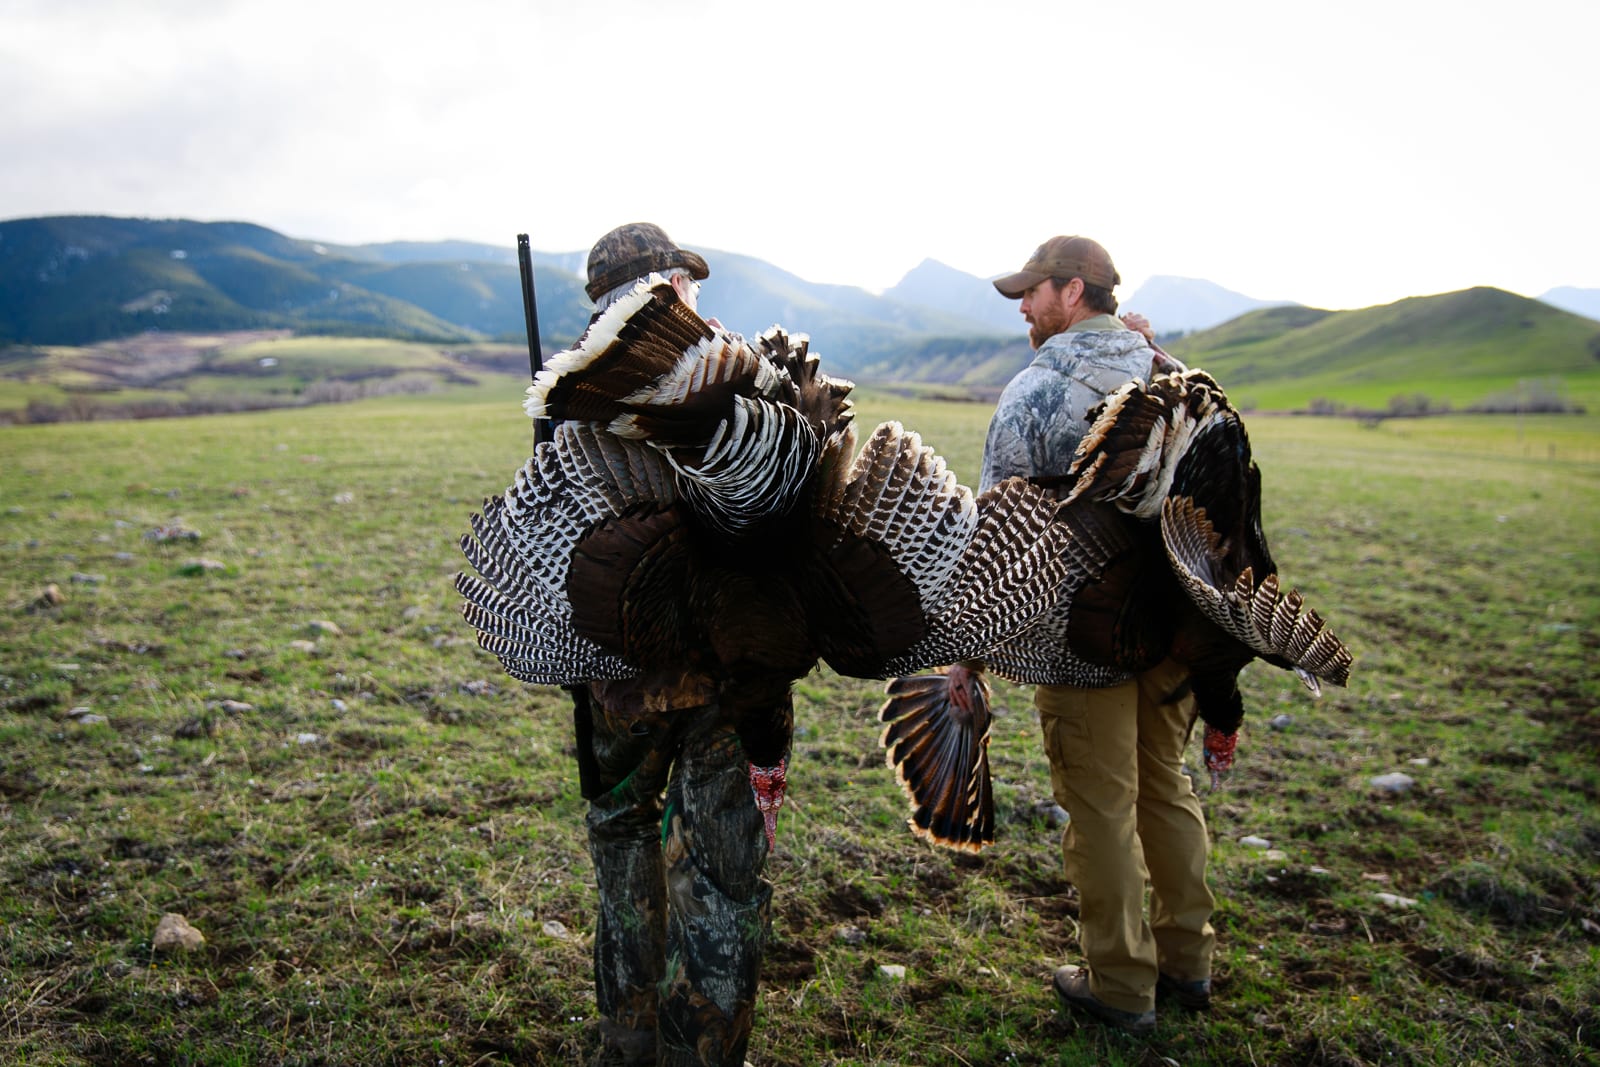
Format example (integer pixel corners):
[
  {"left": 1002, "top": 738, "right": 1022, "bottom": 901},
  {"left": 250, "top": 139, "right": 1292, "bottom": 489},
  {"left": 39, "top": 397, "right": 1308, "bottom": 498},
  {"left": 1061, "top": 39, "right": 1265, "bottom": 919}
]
[
  {"left": 585, "top": 222, "right": 709, "bottom": 301},
  {"left": 992, "top": 235, "right": 1120, "bottom": 298}
]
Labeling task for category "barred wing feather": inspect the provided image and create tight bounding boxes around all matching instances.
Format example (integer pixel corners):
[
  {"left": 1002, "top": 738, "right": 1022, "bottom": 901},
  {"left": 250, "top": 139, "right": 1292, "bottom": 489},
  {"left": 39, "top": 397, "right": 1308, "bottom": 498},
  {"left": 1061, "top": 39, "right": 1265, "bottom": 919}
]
[
  {"left": 1162, "top": 497, "right": 1352, "bottom": 687},
  {"left": 455, "top": 421, "right": 678, "bottom": 684}
]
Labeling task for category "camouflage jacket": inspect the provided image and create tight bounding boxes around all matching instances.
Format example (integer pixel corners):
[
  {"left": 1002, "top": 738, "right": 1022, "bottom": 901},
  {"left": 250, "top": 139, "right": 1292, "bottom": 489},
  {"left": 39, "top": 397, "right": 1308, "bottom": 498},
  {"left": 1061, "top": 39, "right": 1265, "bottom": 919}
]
[{"left": 978, "top": 318, "right": 1154, "bottom": 493}]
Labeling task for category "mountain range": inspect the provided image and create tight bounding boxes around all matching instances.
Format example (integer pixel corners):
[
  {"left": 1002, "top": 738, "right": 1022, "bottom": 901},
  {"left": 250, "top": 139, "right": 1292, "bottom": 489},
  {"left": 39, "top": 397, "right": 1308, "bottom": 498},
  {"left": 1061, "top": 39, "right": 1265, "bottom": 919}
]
[
  {"left": 0, "top": 215, "right": 1452, "bottom": 351},
  {"left": 2, "top": 215, "right": 1596, "bottom": 414},
  {"left": 1539, "top": 287, "right": 1600, "bottom": 322}
]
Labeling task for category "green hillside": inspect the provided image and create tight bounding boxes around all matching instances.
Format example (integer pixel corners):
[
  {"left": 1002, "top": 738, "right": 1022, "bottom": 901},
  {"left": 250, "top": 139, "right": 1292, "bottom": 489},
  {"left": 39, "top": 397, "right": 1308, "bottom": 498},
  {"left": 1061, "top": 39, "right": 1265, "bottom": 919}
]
[
  {"left": 0, "top": 216, "right": 587, "bottom": 348},
  {"left": 1168, "top": 287, "right": 1600, "bottom": 412},
  {"left": 5, "top": 218, "right": 1597, "bottom": 421}
]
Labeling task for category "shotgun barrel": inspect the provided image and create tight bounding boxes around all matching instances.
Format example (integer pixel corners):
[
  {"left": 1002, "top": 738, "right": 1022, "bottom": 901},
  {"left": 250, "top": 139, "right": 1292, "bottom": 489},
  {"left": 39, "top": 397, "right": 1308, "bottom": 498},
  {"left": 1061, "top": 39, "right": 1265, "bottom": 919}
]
[{"left": 515, "top": 234, "right": 551, "bottom": 445}]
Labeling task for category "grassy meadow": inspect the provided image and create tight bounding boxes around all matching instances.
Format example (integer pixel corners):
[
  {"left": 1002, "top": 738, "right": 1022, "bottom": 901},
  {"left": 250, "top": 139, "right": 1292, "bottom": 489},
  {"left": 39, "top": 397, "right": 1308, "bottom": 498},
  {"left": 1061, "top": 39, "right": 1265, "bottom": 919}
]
[{"left": 1, "top": 379, "right": 1597, "bottom": 1066}]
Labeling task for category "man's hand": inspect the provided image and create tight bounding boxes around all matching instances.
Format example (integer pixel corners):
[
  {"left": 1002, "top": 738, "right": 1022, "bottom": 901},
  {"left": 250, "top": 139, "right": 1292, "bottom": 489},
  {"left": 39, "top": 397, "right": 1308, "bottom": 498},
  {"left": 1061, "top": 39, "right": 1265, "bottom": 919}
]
[
  {"left": 1121, "top": 311, "right": 1155, "bottom": 342},
  {"left": 1123, "top": 311, "right": 1189, "bottom": 373}
]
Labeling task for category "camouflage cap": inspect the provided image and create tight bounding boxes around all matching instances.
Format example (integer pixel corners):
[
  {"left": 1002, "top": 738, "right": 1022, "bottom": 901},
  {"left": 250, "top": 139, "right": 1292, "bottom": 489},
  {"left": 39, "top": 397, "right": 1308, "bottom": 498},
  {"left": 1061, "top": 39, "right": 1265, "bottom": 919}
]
[
  {"left": 993, "top": 235, "right": 1120, "bottom": 298},
  {"left": 585, "top": 222, "right": 709, "bottom": 301}
]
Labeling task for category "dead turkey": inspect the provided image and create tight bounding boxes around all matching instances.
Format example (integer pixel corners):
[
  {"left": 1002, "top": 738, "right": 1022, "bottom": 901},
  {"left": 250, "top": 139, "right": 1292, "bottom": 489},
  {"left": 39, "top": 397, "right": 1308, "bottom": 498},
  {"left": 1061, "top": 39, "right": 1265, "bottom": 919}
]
[
  {"left": 456, "top": 276, "right": 1095, "bottom": 845},
  {"left": 880, "top": 368, "right": 1353, "bottom": 851}
]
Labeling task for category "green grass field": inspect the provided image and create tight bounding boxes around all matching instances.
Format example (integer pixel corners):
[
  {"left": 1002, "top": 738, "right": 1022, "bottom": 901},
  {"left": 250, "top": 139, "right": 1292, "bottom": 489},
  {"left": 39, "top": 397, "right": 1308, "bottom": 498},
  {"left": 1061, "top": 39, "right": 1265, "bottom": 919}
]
[{"left": 2, "top": 389, "right": 1596, "bottom": 1066}]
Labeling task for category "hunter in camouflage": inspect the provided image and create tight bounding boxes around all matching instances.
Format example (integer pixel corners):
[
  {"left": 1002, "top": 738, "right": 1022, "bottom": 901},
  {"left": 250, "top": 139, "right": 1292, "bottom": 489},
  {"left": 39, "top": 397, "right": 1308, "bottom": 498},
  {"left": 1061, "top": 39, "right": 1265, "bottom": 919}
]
[{"left": 567, "top": 224, "right": 774, "bottom": 1067}]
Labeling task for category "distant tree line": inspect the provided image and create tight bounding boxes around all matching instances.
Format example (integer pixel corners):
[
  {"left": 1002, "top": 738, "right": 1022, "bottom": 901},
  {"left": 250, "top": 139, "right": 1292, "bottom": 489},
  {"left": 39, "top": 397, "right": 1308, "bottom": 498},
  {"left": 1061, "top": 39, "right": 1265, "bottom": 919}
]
[
  {"left": 1302, "top": 378, "right": 1585, "bottom": 422},
  {"left": 1, "top": 372, "right": 444, "bottom": 426}
]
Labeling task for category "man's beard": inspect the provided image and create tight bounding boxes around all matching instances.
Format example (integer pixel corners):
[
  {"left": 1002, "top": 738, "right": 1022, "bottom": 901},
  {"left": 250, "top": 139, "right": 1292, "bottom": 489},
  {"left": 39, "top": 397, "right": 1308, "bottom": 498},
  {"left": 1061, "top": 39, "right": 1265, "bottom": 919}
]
[{"left": 1027, "top": 304, "right": 1067, "bottom": 349}]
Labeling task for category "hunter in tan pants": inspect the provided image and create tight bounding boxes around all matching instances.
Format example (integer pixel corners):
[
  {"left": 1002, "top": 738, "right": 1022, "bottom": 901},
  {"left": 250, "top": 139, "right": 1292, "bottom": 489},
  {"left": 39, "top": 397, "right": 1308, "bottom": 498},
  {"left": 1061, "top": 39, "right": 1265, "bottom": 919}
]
[{"left": 983, "top": 235, "right": 1218, "bottom": 1029}]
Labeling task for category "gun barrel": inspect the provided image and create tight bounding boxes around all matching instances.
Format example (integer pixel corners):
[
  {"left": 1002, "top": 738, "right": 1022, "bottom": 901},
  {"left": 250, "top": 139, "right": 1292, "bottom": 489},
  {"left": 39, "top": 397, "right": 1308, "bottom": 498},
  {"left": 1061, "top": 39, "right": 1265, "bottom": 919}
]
[{"left": 516, "top": 234, "right": 550, "bottom": 445}]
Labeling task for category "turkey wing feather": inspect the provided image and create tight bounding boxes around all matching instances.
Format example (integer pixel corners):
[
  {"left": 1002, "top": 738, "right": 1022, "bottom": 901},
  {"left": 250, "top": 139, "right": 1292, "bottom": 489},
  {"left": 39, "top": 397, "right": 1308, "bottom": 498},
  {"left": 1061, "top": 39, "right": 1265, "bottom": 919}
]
[
  {"left": 878, "top": 669, "right": 995, "bottom": 852},
  {"left": 1161, "top": 496, "right": 1352, "bottom": 686},
  {"left": 457, "top": 425, "right": 683, "bottom": 685}
]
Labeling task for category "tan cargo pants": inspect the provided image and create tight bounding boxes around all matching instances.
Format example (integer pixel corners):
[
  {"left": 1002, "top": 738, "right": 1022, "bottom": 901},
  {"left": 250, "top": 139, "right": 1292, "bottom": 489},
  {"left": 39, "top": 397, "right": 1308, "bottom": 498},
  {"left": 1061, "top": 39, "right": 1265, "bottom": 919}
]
[{"left": 1036, "top": 658, "right": 1216, "bottom": 1015}]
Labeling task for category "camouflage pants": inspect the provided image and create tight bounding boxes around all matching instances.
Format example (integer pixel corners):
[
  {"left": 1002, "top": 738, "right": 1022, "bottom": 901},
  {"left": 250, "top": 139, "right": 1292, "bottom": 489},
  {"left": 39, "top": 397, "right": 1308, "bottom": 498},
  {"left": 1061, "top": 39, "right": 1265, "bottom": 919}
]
[{"left": 584, "top": 691, "right": 773, "bottom": 1066}]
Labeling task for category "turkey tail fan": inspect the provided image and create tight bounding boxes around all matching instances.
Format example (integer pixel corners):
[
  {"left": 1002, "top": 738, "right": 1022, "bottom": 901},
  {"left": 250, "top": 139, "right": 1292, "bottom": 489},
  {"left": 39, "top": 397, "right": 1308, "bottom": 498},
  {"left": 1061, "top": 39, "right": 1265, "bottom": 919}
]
[
  {"left": 456, "top": 422, "right": 678, "bottom": 685},
  {"left": 1162, "top": 495, "right": 1352, "bottom": 688},
  {"left": 523, "top": 276, "right": 714, "bottom": 430},
  {"left": 878, "top": 666, "right": 995, "bottom": 852},
  {"left": 1066, "top": 370, "right": 1234, "bottom": 521},
  {"left": 754, "top": 325, "right": 857, "bottom": 449}
]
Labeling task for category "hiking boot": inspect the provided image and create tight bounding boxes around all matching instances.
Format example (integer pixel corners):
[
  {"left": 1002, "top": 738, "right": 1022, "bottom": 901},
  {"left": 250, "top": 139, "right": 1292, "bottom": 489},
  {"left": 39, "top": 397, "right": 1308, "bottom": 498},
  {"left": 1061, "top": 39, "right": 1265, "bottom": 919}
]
[
  {"left": 595, "top": 1020, "right": 655, "bottom": 1066},
  {"left": 1052, "top": 965, "right": 1155, "bottom": 1034},
  {"left": 1157, "top": 972, "right": 1212, "bottom": 1011}
]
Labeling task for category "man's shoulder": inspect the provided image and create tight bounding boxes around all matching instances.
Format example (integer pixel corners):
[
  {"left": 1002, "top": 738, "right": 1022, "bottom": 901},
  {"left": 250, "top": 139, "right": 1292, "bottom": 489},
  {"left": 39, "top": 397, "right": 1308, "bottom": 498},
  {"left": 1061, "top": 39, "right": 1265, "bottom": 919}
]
[
  {"left": 1042, "top": 324, "right": 1147, "bottom": 356},
  {"left": 1031, "top": 328, "right": 1148, "bottom": 375}
]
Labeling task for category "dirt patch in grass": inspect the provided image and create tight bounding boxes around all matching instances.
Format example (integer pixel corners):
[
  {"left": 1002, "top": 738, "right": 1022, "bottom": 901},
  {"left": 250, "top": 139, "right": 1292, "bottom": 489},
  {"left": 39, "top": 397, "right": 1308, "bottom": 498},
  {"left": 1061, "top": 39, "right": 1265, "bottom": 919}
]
[
  {"left": 1404, "top": 943, "right": 1528, "bottom": 1001},
  {"left": 764, "top": 934, "right": 819, "bottom": 984},
  {"left": 823, "top": 880, "right": 887, "bottom": 921}
]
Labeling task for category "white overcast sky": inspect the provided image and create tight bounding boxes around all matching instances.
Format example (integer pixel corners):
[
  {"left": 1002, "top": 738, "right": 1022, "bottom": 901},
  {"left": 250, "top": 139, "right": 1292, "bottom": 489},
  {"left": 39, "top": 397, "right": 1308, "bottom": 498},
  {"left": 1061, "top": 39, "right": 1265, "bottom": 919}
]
[{"left": 2, "top": 0, "right": 1595, "bottom": 310}]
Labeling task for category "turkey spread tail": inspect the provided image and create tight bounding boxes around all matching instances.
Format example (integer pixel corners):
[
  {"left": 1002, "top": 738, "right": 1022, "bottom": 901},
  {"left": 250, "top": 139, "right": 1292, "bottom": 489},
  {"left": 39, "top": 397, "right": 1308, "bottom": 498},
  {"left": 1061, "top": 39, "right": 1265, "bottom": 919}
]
[
  {"left": 878, "top": 664, "right": 995, "bottom": 852},
  {"left": 1162, "top": 495, "right": 1353, "bottom": 689},
  {"left": 523, "top": 276, "right": 716, "bottom": 432},
  {"left": 1066, "top": 369, "right": 1234, "bottom": 521}
]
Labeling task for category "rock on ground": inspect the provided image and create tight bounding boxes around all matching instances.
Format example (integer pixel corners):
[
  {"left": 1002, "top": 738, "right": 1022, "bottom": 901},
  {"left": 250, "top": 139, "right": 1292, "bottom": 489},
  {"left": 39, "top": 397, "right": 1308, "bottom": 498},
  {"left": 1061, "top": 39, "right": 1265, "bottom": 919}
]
[{"left": 153, "top": 913, "right": 206, "bottom": 953}]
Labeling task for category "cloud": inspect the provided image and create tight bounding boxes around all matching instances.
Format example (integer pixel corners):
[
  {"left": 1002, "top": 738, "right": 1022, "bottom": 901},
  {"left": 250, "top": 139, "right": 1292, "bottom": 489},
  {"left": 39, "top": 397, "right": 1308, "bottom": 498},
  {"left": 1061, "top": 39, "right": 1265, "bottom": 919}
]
[{"left": 2, "top": 0, "right": 1596, "bottom": 309}]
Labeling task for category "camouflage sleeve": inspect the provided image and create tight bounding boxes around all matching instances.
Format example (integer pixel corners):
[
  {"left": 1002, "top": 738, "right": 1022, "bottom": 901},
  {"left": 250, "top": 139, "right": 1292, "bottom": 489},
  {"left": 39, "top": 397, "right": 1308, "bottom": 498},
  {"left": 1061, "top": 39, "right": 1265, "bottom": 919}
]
[{"left": 979, "top": 367, "right": 1087, "bottom": 492}]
